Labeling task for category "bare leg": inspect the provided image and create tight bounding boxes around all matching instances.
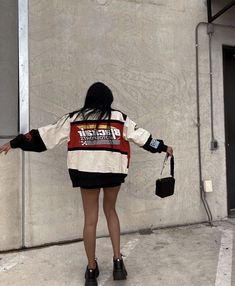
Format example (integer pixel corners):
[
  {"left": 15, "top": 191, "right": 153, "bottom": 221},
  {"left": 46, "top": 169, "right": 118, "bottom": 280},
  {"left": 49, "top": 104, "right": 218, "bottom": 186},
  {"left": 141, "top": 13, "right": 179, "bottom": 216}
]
[
  {"left": 103, "top": 186, "right": 122, "bottom": 259},
  {"left": 80, "top": 188, "right": 100, "bottom": 269}
]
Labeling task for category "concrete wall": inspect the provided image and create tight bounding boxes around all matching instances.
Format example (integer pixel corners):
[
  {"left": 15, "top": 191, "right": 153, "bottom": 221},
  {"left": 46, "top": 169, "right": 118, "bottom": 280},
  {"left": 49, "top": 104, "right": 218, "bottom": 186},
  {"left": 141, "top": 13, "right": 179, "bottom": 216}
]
[
  {"left": 0, "top": 0, "right": 22, "bottom": 251},
  {"left": 1, "top": 0, "right": 235, "bottom": 250},
  {"left": 26, "top": 0, "right": 208, "bottom": 247},
  {"left": 0, "top": 152, "right": 22, "bottom": 251}
]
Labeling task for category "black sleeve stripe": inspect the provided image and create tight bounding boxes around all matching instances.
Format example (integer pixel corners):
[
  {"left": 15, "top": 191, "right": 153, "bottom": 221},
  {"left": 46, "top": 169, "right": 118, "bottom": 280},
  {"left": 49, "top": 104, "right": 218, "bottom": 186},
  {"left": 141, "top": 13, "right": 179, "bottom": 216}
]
[
  {"left": 10, "top": 134, "right": 24, "bottom": 149},
  {"left": 10, "top": 129, "right": 47, "bottom": 152},
  {"left": 142, "top": 135, "right": 167, "bottom": 153}
]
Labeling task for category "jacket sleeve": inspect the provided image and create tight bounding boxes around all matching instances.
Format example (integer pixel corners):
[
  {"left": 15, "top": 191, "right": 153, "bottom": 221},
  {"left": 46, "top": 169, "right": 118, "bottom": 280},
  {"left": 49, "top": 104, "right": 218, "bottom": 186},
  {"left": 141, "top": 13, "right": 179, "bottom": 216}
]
[
  {"left": 123, "top": 116, "right": 168, "bottom": 153},
  {"left": 10, "top": 114, "right": 70, "bottom": 152}
]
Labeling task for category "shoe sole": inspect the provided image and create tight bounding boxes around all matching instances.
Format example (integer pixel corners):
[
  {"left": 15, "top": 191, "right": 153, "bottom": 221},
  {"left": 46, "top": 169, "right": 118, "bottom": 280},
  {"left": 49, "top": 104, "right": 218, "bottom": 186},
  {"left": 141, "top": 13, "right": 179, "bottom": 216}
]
[
  {"left": 84, "top": 267, "right": 99, "bottom": 286},
  {"left": 85, "top": 280, "right": 98, "bottom": 286},
  {"left": 113, "top": 270, "right": 128, "bottom": 280}
]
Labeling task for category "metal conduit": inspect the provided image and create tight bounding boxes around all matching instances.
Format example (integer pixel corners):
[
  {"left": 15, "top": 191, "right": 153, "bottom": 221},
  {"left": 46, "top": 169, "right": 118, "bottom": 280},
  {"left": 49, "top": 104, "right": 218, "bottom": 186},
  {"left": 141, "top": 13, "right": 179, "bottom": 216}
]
[{"left": 18, "top": 0, "right": 29, "bottom": 249}]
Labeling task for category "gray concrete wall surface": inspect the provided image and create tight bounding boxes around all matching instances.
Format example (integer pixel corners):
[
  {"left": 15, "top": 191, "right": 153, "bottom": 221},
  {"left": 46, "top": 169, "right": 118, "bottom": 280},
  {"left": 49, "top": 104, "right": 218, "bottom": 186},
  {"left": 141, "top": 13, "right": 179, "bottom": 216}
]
[
  {"left": 1, "top": 0, "right": 235, "bottom": 251},
  {"left": 0, "top": 152, "right": 22, "bottom": 251},
  {"left": 0, "top": 0, "right": 22, "bottom": 251},
  {"left": 25, "top": 0, "right": 209, "bottom": 247}
]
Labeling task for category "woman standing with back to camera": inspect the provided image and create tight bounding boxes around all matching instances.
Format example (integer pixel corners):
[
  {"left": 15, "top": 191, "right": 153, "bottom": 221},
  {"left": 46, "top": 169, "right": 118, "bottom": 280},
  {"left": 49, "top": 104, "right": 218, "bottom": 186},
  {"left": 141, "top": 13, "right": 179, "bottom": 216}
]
[{"left": 0, "top": 82, "right": 173, "bottom": 286}]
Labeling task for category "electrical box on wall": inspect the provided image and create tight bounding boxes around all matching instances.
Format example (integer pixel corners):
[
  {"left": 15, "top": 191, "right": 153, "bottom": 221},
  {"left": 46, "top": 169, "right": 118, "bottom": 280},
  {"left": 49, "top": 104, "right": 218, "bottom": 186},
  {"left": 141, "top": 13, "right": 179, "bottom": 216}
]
[{"left": 203, "top": 180, "right": 213, "bottom": 193}]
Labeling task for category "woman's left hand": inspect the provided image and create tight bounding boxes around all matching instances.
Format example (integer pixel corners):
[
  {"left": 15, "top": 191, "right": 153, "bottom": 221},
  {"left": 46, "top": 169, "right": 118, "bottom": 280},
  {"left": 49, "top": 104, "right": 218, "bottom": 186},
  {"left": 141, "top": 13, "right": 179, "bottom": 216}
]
[{"left": 166, "top": 146, "right": 173, "bottom": 157}]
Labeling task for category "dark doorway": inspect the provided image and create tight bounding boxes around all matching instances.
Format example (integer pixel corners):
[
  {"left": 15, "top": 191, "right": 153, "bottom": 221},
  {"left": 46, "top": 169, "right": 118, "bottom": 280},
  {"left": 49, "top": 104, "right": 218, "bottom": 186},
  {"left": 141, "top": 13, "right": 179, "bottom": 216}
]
[{"left": 223, "top": 45, "right": 235, "bottom": 217}]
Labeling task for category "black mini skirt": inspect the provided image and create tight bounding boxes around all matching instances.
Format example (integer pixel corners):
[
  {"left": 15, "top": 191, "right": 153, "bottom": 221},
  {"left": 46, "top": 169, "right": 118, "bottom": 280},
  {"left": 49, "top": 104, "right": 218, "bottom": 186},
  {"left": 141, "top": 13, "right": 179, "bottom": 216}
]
[{"left": 68, "top": 169, "right": 127, "bottom": 189}]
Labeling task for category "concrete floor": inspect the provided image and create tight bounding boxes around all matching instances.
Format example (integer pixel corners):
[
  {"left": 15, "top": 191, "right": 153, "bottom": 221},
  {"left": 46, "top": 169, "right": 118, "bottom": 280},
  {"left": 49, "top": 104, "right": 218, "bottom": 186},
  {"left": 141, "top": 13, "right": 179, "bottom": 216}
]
[{"left": 1, "top": 219, "right": 235, "bottom": 286}]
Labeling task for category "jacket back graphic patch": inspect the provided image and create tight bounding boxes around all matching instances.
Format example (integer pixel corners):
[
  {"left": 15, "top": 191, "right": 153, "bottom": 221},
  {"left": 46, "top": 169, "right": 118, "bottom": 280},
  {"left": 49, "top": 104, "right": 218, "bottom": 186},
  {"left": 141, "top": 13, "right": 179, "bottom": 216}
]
[{"left": 68, "top": 120, "right": 130, "bottom": 156}]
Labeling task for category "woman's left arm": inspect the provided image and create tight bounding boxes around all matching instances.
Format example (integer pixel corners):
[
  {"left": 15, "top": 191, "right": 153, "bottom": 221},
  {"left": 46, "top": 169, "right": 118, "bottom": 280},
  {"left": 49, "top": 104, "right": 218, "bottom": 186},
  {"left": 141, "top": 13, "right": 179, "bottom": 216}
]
[{"left": 123, "top": 116, "right": 173, "bottom": 156}]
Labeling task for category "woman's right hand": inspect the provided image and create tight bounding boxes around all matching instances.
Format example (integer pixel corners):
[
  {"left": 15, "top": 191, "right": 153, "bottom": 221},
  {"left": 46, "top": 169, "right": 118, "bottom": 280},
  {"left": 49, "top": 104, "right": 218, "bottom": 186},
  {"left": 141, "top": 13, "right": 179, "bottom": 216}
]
[{"left": 0, "top": 142, "right": 11, "bottom": 155}]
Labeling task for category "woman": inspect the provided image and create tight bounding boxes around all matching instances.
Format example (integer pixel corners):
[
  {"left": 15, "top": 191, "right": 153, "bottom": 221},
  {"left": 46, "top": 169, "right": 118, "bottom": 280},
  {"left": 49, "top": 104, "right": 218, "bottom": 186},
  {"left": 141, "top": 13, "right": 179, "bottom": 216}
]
[{"left": 0, "top": 82, "right": 173, "bottom": 286}]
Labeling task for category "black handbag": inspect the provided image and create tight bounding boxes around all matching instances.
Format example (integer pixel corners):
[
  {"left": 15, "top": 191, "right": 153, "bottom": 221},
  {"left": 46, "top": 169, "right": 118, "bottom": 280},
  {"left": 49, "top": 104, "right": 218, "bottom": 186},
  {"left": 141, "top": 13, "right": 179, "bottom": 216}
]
[{"left": 155, "top": 155, "right": 175, "bottom": 198}]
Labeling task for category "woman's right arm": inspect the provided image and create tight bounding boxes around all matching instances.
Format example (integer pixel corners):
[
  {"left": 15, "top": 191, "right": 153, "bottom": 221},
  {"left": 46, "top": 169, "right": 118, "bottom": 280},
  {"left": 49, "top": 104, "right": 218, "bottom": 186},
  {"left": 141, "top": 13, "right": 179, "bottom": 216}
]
[
  {"left": 0, "top": 142, "right": 11, "bottom": 155},
  {"left": 0, "top": 114, "right": 70, "bottom": 155}
]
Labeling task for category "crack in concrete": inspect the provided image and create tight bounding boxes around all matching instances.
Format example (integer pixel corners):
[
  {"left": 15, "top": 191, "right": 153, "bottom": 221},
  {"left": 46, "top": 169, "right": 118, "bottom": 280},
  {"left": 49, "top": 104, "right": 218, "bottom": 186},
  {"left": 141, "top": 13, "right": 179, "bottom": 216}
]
[
  {"left": 102, "top": 0, "right": 185, "bottom": 12},
  {"left": 118, "top": 0, "right": 166, "bottom": 6},
  {"left": 95, "top": 0, "right": 166, "bottom": 6}
]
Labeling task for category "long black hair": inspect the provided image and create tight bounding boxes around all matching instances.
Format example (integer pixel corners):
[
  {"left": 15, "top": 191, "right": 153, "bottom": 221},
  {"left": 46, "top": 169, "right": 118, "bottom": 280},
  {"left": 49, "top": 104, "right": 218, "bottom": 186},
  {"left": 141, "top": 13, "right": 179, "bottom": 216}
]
[{"left": 70, "top": 82, "right": 114, "bottom": 129}]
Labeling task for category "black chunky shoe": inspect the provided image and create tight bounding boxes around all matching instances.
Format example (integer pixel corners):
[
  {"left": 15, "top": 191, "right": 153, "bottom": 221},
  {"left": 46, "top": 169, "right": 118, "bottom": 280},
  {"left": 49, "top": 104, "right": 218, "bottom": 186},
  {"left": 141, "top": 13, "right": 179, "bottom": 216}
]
[
  {"left": 84, "top": 259, "right": 99, "bottom": 286},
  {"left": 113, "top": 254, "right": 128, "bottom": 280}
]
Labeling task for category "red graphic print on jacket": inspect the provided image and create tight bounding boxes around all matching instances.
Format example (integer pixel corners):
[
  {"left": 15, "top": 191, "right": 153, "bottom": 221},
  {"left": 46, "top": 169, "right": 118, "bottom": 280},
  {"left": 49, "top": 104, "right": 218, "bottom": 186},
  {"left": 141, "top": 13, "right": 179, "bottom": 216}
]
[{"left": 68, "top": 120, "right": 130, "bottom": 166}]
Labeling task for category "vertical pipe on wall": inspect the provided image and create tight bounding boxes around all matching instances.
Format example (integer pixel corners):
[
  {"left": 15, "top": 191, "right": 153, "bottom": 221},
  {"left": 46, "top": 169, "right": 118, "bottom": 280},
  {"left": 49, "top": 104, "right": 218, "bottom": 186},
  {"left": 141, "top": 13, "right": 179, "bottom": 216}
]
[
  {"left": 207, "top": 0, "right": 212, "bottom": 23},
  {"left": 18, "top": 0, "right": 29, "bottom": 248},
  {"left": 207, "top": 23, "right": 218, "bottom": 151},
  {"left": 195, "top": 22, "right": 213, "bottom": 226},
  {"left": 208, "top": 25, "right": 215, "bottom": 142}
]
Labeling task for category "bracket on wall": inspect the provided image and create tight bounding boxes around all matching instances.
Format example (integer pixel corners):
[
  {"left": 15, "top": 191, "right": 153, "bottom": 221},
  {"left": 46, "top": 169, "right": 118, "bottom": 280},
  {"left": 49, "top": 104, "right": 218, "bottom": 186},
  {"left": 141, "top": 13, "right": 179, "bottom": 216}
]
[{"left": 207, "top": 0, "right": 235, "bottom": 23}]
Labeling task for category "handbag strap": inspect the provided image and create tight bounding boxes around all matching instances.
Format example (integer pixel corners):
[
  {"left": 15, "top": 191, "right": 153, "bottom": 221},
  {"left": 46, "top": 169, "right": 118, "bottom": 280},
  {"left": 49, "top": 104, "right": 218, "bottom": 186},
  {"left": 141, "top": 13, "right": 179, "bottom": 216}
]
[
  {"left": 170, "top": 156, "right": 174, "bottom": 177},
  {"left": 159, "top": 154, "right": 174, "bottom": 178}
]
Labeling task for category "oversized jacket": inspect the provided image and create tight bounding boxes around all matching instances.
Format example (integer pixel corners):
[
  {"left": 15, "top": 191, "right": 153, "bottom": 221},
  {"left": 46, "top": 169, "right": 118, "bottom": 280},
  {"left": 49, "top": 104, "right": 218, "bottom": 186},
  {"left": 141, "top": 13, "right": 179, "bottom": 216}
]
[{"left": 10, "top": 110, "right": 168, "bottom": 188}]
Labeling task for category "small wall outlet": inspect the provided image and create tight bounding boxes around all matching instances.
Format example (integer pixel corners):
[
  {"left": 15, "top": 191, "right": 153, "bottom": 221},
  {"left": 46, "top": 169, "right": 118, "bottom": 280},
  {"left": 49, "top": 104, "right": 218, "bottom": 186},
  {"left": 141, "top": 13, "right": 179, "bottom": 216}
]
[{"left": 203, "top": 180, "right": 213, "bottom": 193}]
